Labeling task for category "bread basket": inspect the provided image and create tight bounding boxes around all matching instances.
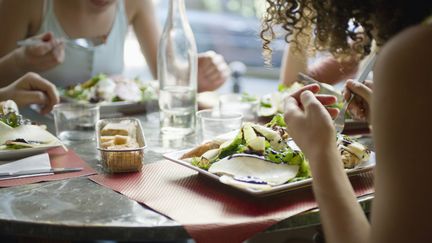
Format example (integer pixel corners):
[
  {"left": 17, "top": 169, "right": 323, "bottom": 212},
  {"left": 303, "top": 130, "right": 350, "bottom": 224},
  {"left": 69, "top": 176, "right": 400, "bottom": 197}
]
[{"left": 96, "top": 118, "right": 146, "bottom": 173}]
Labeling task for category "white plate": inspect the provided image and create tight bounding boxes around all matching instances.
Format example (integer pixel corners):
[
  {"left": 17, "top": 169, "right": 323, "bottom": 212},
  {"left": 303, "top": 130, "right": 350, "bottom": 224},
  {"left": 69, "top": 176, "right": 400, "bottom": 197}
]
[
  {"left": 0, "top": 144, "right": 63, "bottom": 161},
  {"left": 163, "top": 149, "right": 375, "bottom": 197},
  {"left": 60, "top": 96, "right": 156, "bottom": 117},
  {"left": 0, "top": 124, "right": 65, "bottom": 160}
]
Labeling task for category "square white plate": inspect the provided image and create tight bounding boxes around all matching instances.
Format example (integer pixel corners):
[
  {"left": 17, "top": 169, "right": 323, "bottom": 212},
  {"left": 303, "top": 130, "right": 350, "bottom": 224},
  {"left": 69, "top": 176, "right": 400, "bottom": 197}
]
[{"left": 163, "top": 149, "right": 375, "bottom": 197}]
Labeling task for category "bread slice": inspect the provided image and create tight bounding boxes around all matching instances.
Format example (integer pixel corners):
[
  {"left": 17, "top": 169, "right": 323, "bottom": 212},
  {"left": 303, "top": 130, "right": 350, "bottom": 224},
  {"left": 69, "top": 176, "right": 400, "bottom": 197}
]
[{"left": 101, "top": 121, "right": 135, "bottom": 136}]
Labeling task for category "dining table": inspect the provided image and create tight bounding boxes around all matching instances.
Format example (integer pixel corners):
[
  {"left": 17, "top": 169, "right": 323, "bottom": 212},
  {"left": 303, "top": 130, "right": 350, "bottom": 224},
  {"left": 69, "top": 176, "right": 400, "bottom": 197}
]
[{"left": 0, "top": 101, "right": 374, "bottom": 242}]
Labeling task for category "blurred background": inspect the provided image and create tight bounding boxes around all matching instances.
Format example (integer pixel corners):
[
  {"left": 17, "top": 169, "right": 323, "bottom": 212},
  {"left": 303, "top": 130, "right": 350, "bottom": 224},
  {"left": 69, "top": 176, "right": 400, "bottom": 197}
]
[{"left": 124, "top": 0, "right": 286, "bottom": 95}]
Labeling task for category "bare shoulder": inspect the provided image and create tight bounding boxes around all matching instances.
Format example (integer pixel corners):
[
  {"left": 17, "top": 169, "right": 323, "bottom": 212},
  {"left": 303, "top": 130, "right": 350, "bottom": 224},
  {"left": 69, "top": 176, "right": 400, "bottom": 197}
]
[
  {"left": 124, "top": 0, "right": 154, "bottom": 24},
  {"left": 370, "top": 25, "right": 432, "bottom": 242},
  {"left": 376, "top": 25, "right": 432, "bottom": 87},
  {"left": 0, "top": 0, "right": 43, "bottom": 19},
  {"left": 0, "top": 0, "right": 44, "bottom": 35}
]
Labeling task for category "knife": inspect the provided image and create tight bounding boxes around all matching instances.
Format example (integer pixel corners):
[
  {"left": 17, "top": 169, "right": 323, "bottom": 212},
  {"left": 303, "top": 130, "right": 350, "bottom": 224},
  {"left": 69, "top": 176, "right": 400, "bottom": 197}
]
[{"left": 0, "top": 167, "right": 83, "bottom": 178}]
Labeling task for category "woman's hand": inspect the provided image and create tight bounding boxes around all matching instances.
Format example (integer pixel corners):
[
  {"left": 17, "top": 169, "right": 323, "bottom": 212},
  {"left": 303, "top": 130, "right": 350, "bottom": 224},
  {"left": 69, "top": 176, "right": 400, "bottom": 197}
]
[
  {"left": 197, "top": 51, "right": 230, "bottom": 92},
  {"left": 343, "top": 79, "right": 373, "bottom": 123},
  {"left": 0, "top": 72, "right": 59, "bottom": 114},
  {"left": 284, "top": 84, "right": 339, "bottom": 160},
  {"left": 14, "top": 32, "right": 65, "bottom": 73}
]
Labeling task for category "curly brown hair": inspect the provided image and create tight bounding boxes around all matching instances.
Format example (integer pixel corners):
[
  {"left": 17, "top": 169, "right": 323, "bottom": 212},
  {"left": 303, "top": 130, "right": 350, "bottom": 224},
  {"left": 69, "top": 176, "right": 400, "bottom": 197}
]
[{"left": 261, "top": 0, "right": 432, "bottom": 65}]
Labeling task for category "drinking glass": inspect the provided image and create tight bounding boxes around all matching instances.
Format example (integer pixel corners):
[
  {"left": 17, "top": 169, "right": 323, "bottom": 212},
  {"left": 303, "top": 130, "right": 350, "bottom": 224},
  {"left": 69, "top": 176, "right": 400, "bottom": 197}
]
[
  {"left": 53, "top": 103, "right": 100, "bottom": 141},
  {"left": 219, "top": 94, "right": 258, "bottom": 121},
  {"left": 196, "top": 109, "right": 243, "bottom": 142}
]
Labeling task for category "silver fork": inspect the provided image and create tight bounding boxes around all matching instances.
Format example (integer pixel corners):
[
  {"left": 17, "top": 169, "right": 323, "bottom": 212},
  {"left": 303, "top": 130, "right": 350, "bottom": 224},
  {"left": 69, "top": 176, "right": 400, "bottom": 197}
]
[
  {"left": 17, "top": 36, "right": 106, "bottom": 49},
  {"left": 334, "top": 54, "right": 377, "bottom": 133}
]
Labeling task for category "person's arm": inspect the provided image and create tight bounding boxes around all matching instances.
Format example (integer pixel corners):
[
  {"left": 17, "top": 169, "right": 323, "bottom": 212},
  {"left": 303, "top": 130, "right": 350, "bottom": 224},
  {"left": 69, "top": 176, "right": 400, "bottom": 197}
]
[
  {"left": 280, "top": 44, "right": 308, "bottom": 87},
  {"left": 370, "top": 25, "right": 432, "bottom": 243},
  {"left": 127, "top": 0, "right": 159, "bottom": 79},
  {"left": 280, "top": 44, "right": 359, "bottom": 86},
  {"left": 283, "top": 88, "right": 370, "bottom": 243},
  {"left": 0, "top": 72, "right": 59, "bottom": 114},
  {"left": 0, "top": 0, "right": 64, "bottom": 85},
  {"left": 0, "top": 0, "right": 34, "bottom": 84},
  {"left": 284, "top": 25, "right": 432, "bottom": 243},
  {"left": 308, "top": 56, "right": 359, "bottom": 84},
  {"left": 344, "top": 79, "right": 373, "bottom": 122}
]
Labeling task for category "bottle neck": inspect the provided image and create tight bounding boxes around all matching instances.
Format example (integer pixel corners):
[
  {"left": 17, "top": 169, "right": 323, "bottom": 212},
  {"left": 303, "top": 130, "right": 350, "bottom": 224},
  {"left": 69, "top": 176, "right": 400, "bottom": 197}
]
[{"left": 167, "top": 0, "right": 186, "bottom": 25}]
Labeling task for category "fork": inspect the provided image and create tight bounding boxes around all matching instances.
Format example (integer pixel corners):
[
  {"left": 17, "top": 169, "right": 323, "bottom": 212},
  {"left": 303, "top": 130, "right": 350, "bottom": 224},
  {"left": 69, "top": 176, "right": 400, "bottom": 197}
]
[
  {"left": 334, "top": 54, "right": 377, "bottom": 133},
  {"left": 17, "top": 36, "right": 106, "bottom": 49}
]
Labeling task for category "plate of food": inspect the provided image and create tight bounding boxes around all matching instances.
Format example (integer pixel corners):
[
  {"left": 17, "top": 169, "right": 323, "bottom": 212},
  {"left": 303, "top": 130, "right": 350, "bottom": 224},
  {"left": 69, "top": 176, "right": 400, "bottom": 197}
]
[
  {"left": 60, "top": 74, "right": 157, "bottom": 116},
  {"left": 163, "top": 114, "right": 374, "bottom": 197},
  {"left": 0, "top": 100, "right": 65, "bottom": 160}
]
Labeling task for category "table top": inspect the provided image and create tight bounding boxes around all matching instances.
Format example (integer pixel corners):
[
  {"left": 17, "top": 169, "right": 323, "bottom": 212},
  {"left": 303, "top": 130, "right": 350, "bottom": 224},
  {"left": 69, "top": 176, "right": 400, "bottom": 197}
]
[{"left": 0, "top": 105, "right": 374, "bottom": 241}]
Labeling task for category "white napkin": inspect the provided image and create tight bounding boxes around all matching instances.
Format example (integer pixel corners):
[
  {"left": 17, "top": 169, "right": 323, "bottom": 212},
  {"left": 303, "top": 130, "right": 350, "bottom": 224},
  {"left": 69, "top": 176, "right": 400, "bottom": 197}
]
[{"left": 0, "top": 153, "right": 52, "bottom": 180}]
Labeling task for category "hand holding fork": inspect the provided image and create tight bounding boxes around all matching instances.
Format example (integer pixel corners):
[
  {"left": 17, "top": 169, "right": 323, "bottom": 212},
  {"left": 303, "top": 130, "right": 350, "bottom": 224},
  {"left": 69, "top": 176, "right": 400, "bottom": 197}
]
[{"left": 334, "top": 54, "right": 377, "bottom": 133}]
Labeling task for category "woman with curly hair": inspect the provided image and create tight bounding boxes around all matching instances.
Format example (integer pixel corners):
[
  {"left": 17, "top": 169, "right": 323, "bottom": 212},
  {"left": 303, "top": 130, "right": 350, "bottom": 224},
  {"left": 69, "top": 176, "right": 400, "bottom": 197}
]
[{"left": 261, "top": 0, "right": 432, "bottom": 242}]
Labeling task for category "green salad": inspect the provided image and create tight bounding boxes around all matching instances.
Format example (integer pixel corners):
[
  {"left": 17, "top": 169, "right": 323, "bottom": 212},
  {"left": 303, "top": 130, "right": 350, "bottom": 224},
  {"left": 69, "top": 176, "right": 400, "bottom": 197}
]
[
  {"left": 187, "top": 114, "right": 311, "bottom": 182},
  {"left": 62, "top": 74, "right": 157, "bottom": 104}
]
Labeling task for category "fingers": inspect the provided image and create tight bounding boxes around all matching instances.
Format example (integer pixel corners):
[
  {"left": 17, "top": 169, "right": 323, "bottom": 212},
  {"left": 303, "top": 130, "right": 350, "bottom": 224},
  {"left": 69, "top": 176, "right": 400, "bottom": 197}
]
[
  {"left": 364, "top": 79, "right": 373, "bottom": 89},
  {"left": 197, "top": 51, "right": 230, "bottom": 92},
  {"left": 16, "top": 90, "right": 54, "bottom": 115},
  {"left": 26, "top": 32, "right": 64, "bottom": 60},
  {"left": 326, "top": 107, "right": 340, "bottom": 119},
  {"left": 283, "top": 96, "right": 303, "bottom": 124},
  {"left": 27, "top": 73, "right": 59, "bottom": 107},
  {"left": 300, "top": 91, "right": 325, "bottom": 113},
  {"left": 18, "top": 73, "right": 59, "bottom": 113},
  {"left": 13, "top": 90, "right": 48, "bottom": 107},
  {"left": 315, "top": 94, "right": 337, "bottom": 106},
  {"left": 289, "top": 84, "right": 320, "bottom": 100},
  {"left": 301, "top": 91, "right": 339, "bottom": 120},
  {"left": 40, "top": 32, "right": 54, "bottom": 42},
  {"left": 345, "top": 79, "right": 372, "bottom": 103}
]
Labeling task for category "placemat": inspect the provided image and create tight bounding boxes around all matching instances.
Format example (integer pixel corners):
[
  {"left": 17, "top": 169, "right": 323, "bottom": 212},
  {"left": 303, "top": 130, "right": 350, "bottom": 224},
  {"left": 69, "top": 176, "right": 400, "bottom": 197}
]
[
  {"left": 0, "top": 148, "right": 96, "bottom": 187},
  {"left": 90, "top": 161, "right": 374, "bottom": 243}
]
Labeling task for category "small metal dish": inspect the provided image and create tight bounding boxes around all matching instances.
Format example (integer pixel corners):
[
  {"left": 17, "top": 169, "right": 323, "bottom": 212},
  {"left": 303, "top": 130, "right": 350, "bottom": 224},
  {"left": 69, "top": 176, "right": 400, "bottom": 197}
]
[{"left": 96, "top": 118, "right": 147, "bottom": 173}]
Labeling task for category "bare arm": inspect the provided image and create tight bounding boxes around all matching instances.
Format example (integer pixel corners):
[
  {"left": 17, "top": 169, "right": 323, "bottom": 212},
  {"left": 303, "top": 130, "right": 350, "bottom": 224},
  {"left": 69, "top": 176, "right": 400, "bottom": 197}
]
[
  {"left": 0, "top": 72, "right": 59, "bottom": 114},
  {"left": 280, "top": 44, "right": 359, "bottom": 86},
  {"left": 308, "top": 56, "right": 359, "bottom": 84},
  {"left": 280, "top": 44, "right": 308, "bottom": 87},
  {"left": 127, "top": 0, "right": 159, "bottom": 79},
  {"left": 370, "top": 25, "right": 432, "bottom": 243},
  {"left": 284, "top": 25, "right": 432, "bottom": 243},
  {"left": 0, "top": 0, "right": 34, "bottom": 84},
  {"left": 0, "top": 0, "right": 63, "bottom": 85},
  {"left": 284, "top": 92, "right": 370, "bottom": 243}
]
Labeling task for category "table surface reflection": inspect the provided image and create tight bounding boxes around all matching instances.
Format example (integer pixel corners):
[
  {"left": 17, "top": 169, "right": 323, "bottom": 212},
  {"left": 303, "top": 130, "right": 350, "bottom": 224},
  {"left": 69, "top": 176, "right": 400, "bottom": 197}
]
[{"left": 0, "top": 106, "right": 373, "bottom": 241}]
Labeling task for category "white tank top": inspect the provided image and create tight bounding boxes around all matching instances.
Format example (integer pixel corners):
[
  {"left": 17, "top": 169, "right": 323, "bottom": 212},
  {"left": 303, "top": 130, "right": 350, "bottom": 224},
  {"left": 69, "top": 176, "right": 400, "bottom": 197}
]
[{"left": 36, "top": 0, "right": 128, "bottom": 87}]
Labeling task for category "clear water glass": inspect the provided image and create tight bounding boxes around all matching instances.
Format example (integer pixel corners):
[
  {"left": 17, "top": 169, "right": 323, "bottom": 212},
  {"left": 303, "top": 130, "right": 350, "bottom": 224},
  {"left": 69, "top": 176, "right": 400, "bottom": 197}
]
[
  {"left": 197, "top": 109, "right": 243, "bottom": 142},
  {"left": 219, "top": 94, "right": 258, "bottom": 121},
  {"left": 53, "top": 103, "right": 100, "bottom": 141}
]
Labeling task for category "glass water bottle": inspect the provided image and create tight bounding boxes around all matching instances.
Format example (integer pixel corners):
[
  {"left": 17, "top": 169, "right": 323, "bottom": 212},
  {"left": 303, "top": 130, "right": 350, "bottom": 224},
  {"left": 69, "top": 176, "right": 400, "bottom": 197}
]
[{"left": 158, "top": 0, "right": 198, "bottom": 135}]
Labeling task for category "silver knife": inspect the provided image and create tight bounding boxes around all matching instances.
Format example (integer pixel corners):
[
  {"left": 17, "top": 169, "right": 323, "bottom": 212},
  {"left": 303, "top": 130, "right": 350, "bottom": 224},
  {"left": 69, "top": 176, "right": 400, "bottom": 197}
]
[{"left": 0, "top": 167, "right": 83, "bottom": 178}]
